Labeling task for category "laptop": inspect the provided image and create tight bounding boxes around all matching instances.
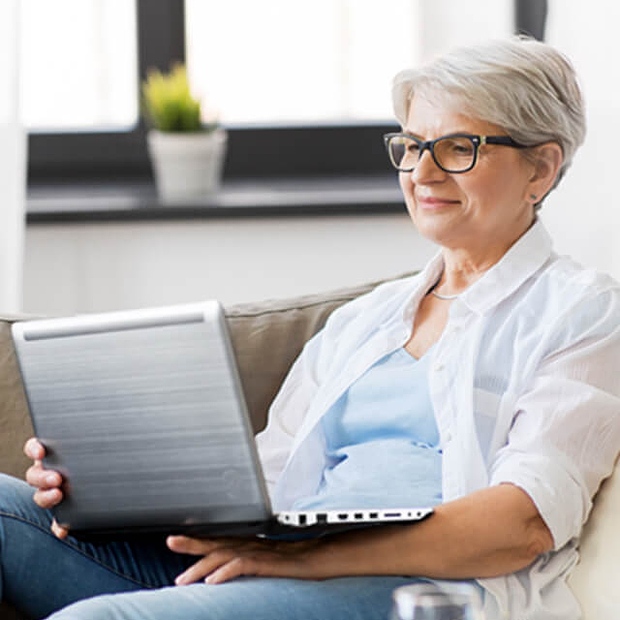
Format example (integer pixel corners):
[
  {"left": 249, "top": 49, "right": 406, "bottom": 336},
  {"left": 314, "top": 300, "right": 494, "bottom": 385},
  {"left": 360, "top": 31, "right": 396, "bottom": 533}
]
[{"left": 11, "top": 301, "right": 433, "bottom": 540}]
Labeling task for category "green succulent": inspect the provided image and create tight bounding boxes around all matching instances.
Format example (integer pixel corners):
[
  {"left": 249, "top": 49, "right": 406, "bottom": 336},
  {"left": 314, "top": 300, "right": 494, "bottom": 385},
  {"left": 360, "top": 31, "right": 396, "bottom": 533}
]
[{"left": 141, "top": 63, "right": 212, "bottom": 132}]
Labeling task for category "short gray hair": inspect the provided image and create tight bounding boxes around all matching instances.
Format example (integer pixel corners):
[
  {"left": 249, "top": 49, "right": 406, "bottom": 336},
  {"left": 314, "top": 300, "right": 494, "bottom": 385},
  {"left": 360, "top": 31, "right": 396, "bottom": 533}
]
[{"left": 392, "top": 37, "right": 586, "bottom": 195}]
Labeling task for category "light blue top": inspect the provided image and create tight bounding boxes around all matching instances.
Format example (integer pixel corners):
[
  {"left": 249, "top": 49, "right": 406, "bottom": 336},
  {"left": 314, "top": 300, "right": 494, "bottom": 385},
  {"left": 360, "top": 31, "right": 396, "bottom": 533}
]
[{"left": 292, "top": 347, "right": 442, "bottom": 510}]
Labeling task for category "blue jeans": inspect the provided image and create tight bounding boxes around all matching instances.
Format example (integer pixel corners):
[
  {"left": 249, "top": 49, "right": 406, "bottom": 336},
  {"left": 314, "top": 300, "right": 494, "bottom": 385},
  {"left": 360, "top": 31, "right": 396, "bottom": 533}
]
[{"left": 0, "top": 474, "right": 413, "bottom": 620}]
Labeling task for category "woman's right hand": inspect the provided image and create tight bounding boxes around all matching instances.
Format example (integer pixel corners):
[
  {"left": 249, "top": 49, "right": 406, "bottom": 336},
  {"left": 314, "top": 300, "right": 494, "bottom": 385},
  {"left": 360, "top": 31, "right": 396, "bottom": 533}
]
[{"left": 24, "top": 437, "right": 69, "bottom": 539}]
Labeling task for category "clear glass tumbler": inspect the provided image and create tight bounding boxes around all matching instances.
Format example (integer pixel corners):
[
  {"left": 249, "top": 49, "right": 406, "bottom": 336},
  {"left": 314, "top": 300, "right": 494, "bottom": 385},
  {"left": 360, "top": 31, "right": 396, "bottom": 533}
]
[{"left": 390, "top": 582, "right": 485, "bottom": 620}]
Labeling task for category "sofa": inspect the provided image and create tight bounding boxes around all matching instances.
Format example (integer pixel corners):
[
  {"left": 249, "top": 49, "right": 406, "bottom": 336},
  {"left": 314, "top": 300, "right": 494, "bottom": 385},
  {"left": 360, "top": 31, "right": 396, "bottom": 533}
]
[{"left": 0, "top": 278, "right": 618, "bottom": 619}]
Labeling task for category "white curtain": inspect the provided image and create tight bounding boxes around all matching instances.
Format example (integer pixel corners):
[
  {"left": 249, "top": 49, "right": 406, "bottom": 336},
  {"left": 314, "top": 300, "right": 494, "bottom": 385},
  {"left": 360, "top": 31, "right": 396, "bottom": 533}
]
[{"left": 0, "top": 0, "right": 26, "bottom": 312}]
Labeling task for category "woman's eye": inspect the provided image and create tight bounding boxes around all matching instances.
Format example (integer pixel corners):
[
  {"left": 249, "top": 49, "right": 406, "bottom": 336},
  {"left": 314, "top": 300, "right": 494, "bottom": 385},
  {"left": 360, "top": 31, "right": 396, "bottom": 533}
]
[{"left": 447, "top": 140, "right": 473, "bottom": 156}]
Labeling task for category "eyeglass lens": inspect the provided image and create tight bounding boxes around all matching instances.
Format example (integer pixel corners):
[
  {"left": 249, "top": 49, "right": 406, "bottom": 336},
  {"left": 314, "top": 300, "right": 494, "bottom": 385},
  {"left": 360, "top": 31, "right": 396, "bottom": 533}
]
[{"left": 388, "top": 135, "right": 476, "bottom": 172}]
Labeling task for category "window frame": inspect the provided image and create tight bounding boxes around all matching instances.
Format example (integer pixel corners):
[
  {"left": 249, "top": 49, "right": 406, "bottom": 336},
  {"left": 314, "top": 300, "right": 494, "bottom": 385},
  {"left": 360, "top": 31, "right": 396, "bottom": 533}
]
[{"left": 27, "top": 0, "right": 543, "bottom": 184}]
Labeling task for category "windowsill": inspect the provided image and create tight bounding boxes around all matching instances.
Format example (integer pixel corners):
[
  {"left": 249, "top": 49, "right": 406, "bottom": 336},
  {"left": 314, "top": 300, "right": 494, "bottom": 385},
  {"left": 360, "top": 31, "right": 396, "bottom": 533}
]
[{"left": 26, "top": 174, "right": 406, "bottom": 224}]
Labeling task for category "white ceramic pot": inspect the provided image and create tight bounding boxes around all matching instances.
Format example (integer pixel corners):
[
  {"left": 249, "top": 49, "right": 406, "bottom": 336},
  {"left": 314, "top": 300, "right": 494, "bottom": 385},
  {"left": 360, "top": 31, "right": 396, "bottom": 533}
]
[{"left": 147, "top": 128, "right": 227, "bottom": 201}]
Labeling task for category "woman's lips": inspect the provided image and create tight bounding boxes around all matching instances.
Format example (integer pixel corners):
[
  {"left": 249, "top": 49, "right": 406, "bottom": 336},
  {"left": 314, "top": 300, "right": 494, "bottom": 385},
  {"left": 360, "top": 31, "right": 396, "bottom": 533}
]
[{"left": 416, "top": 196, "right": 460, "bottom": 209}]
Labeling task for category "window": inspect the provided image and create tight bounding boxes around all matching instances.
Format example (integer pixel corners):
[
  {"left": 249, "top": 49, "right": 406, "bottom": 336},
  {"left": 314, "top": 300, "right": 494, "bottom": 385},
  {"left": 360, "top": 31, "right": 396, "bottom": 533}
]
[
  {"left": 20, "top": 0, "right": 138, "bottom": 132},
  {"left": 26, "top": 0, "right": 183, "bottom": 181},
  {"left": 24, "top": 0, "right": 536, "bottom": 184},
  {"left": 185, "top": 0, "right": 420, "bottom": 125}
]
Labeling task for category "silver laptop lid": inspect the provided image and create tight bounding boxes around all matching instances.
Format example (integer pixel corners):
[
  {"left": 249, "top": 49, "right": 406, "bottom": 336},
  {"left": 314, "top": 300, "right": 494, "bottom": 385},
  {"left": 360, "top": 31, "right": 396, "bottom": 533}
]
[{"left": 12, "top": 302, "right": 272, "bottom": 535}]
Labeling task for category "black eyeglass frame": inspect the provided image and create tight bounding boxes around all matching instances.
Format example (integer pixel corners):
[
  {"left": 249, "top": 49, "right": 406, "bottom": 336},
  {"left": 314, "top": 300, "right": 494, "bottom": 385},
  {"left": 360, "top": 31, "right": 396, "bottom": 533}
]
[{"left": 383, "top": 132, "right": 528, "bottom": 174}]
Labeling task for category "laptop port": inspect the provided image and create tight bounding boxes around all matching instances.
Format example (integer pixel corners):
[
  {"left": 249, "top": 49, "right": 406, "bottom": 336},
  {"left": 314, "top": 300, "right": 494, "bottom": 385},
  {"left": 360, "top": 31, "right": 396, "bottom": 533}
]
[
  {"left": 317, "top": 513, "right": 327, "bottom": 524},
  {"left": 337, "top": 513, "right": 349, "bottom": 521},
  {"left": 354, "top": 512, "right": 363, "bottom": 520}
]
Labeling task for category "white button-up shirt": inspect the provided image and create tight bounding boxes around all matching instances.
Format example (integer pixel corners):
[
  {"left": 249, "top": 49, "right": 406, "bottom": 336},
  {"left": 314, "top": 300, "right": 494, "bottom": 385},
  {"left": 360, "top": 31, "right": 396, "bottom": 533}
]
[{"left": 256, "top": 221, "right": 620, "bottom": 620}]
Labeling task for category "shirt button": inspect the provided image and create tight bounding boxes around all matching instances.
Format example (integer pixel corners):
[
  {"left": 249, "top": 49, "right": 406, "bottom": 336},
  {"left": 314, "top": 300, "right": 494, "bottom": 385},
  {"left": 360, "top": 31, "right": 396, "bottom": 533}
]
[{"left": 434, "top": 363, "right": 444, "bottom": 372}]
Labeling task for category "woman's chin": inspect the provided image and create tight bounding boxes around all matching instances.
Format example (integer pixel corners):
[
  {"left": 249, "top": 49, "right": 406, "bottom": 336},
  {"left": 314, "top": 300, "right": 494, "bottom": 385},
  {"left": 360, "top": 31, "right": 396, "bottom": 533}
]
[{"left": 411, "top": 212, "right": 462, "bottom": 245}]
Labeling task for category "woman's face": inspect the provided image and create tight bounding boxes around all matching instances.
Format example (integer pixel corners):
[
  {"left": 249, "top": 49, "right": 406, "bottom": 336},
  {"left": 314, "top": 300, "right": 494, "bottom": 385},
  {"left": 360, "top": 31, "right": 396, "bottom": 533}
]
[{"left": 399, "top": 95, "right": 537, "bottom": 255}]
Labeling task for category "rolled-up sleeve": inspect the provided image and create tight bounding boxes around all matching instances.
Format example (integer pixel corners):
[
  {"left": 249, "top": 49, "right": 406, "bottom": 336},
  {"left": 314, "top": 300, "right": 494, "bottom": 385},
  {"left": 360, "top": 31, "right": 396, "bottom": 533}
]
[{"left": 489, "top": 288, "right": 620, "bottom": 549}]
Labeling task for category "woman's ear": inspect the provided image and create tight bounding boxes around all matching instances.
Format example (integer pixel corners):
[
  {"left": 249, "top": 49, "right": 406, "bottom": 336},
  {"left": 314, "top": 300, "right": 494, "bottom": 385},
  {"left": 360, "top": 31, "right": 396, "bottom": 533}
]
[{"left": 527, "top": 142, "right": 564, "bottom": 201}]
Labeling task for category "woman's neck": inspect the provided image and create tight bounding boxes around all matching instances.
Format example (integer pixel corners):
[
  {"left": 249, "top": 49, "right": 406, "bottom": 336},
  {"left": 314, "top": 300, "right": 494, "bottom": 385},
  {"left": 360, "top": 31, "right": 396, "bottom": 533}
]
[{"left": 435, "top": 218, "right": 536, "bottom": 296}]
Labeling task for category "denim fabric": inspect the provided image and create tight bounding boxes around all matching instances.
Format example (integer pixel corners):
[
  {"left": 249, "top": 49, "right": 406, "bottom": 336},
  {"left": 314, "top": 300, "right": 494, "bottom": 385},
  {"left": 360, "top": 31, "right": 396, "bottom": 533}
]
[
  {"left": 48, "top": 577, "right": 413, "bottom": 620},
  {"left": 0, "top": 474, "right": 193, "bottom": 618},
  {"left": 0, "top": 474, "right": 412, "bottom": 620}
]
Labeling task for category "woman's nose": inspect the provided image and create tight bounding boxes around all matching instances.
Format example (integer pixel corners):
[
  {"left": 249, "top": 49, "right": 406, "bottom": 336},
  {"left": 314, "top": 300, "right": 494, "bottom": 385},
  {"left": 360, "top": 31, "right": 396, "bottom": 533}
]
[{"left": 410, "top": 149, "right": 446, "bottom": 184}]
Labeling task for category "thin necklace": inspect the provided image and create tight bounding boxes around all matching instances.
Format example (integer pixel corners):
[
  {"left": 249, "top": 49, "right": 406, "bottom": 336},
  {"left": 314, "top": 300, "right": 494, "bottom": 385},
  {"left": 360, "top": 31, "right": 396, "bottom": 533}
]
[
  {"left": 430, "top": 289, "right": 459, "bottom": 301},
  {"left": 428, "top": 275, "right": 460, "bottom": 301}
]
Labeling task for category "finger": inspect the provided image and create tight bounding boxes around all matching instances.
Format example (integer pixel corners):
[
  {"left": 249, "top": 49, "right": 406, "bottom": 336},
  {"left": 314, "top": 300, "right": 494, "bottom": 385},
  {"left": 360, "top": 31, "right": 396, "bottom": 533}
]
[
  {"left": 32, "top": 487, "right": 63, "bottom": 510},
  {"left": 51, "top": 519, "right": 69, "bottom": 540},
  {"left": 205, "top": 557, "right": 252, "bottom": 584},
  {"left": 26, "top": 464, "right": 62, "bottom": 489},
  {"left": 175, "top": 558, "right": 208, "bottom": 585},
  {"left": 24, "top": 437, "right": 45, "bottom": 460},
  {"left": 167, "top": 535, "right": 229, "bottom": 556},
  {"left": 175, "top": 551, "right": 237, "bottom": 585}
]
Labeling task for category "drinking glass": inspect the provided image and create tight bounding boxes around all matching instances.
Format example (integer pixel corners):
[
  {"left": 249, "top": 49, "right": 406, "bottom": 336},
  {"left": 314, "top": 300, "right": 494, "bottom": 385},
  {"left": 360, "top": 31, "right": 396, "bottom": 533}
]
[{"left": 390, "top": 582, "right": 485, "bottom": 620}]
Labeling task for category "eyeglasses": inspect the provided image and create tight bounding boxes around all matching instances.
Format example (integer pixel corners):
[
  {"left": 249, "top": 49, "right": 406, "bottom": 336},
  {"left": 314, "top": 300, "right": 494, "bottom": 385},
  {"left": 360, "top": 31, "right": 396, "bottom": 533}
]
[{"left": 383, "top": 132, "right": 527, "bottom": 174}]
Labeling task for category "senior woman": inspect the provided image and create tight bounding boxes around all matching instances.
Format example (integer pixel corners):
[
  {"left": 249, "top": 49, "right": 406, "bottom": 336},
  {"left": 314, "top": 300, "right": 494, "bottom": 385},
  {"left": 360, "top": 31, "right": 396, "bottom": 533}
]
[{"left": 2, "top": 36, "right": 619, "bottom": 620}]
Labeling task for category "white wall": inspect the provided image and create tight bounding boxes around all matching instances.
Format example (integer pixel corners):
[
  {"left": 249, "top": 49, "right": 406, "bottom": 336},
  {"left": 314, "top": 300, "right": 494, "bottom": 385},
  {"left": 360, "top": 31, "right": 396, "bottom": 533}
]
[
  {"left": 0, "top": 0, "right": 26, "bottom": 312},
  {"left": 23, "top": 214, "right": 437, "bottom": 315},
  {"left": 542, "top": 0, "right": 620, "bottom": 281},
  {"left": 540, "top": 107, "right": 620, "bottom": 280}
]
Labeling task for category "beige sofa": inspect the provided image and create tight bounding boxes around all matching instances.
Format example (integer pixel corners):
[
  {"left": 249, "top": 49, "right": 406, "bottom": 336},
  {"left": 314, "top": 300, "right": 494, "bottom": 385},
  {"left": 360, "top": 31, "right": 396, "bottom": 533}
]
[{"left": 0, "top": 279, "right": 617, "bottom": 619}]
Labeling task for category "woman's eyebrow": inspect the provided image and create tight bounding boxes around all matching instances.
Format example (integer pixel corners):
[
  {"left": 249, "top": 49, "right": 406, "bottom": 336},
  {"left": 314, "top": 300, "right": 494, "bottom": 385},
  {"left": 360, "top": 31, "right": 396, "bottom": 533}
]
[
  {"left": 404, "top": 129, "right": 476, "bottom": 140},
  {"left": 402, "top": 128, "right": 424, "bottom": 139}
]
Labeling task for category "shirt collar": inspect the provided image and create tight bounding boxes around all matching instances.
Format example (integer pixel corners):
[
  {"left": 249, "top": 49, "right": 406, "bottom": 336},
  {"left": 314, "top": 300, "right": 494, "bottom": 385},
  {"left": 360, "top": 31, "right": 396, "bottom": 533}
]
[
  {"left": 456, "top": 219, "right": 554, "bottom": 315},
  {"left": 403, "top": 219, "right": 554, "bottom": 320},
  {"left": 401, "top": 220, "right": 554, "bottom": 322}
]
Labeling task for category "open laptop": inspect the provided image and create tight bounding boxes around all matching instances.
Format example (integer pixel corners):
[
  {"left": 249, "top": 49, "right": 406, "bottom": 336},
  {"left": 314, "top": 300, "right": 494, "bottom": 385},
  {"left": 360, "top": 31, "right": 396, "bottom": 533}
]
[{"left": 11, "top": 301, "right": 433, "bottom": 540}]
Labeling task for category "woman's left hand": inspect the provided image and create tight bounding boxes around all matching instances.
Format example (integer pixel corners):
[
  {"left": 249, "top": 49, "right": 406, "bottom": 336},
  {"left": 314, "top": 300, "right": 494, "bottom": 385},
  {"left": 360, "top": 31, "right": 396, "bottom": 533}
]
[{"left": 167, "top": 535, "right": 325, "bottom": 585}]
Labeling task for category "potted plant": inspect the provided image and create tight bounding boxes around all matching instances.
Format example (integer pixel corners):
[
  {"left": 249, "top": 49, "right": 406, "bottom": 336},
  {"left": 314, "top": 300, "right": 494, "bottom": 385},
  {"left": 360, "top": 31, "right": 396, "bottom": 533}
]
[{"left": 142, "top": 63, "right": 227, "bottom": 201}]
